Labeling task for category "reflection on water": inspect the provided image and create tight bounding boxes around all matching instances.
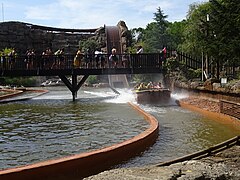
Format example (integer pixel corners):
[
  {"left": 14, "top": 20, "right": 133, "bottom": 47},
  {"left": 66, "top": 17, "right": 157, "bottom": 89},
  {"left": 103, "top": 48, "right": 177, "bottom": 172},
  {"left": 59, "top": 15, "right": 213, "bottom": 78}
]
[
  {"left": 0, "top": 87, "right": 239, "bottom": 170},
  {"left": 0, "top": 87, "right": 147, "bottom": 170},
  {"left": 119, "top": 102, "right": 239, "bottom": 168}
]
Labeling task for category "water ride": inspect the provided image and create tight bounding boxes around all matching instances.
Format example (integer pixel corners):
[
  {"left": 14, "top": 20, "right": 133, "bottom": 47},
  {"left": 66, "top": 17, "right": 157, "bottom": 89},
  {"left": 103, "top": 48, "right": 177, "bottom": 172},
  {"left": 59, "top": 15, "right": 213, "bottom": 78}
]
[{"left": 134, "top": 82, "right": 171, "bottom": 104}]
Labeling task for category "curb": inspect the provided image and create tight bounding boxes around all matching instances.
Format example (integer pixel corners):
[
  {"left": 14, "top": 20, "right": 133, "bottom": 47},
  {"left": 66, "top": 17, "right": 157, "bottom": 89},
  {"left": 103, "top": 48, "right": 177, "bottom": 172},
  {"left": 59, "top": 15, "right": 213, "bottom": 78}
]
[{"left": 0, "top": 102, "right": 159, "bottom": 180}]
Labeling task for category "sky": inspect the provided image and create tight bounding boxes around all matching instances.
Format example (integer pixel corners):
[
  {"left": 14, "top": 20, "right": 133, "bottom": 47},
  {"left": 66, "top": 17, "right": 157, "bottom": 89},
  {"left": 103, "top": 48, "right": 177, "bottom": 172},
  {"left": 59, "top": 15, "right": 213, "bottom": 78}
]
[{"left": 1, "top": 0, "right": 207, "bottom": 29}]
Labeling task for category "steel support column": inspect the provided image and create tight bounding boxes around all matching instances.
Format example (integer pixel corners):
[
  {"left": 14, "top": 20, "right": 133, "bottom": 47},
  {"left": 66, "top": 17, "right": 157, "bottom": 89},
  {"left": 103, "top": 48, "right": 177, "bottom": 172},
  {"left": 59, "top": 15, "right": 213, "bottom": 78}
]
[{"left": 59, "top": 74, "right": 89, "bottom": 101}]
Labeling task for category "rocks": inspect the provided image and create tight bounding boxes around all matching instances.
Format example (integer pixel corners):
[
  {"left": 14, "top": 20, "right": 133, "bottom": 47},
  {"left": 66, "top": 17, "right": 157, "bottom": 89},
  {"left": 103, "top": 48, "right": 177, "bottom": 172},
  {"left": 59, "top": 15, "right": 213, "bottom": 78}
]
[
  {"left": 180, "top": 97, "right": 220, "bottom": 113},
  {"left": 0, "top": 21, "right": 93, "bottom": 54},
  {"left": 117, "top": 20, "right": 131, "bottom": 52},
  {"left": 174, "top": 78, "right": 240, "bottom": 96},
  {"left": 0, "top": 20, "right": 131, "bottom": 55},
  {"left": 203, "top": 78, "right": 220, "bottom": 91},
  {"left": 85, "top": 146, "right": 240, "bottom": 179}
]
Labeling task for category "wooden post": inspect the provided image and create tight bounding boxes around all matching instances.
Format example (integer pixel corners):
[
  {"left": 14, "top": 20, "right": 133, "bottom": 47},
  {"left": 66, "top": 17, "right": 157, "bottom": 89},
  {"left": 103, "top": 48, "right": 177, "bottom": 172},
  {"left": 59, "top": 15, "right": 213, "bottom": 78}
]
[
  {"left": 72, "top": 74, "right": 77, "bottom": 101},
  {"left": 59, "top": 74, "right": 89, "bottom": 101}
]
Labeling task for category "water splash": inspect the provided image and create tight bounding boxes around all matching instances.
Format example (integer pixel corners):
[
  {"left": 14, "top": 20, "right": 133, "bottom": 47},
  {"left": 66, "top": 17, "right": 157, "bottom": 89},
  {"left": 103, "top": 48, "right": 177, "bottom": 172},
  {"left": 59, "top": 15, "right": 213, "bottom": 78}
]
[
  {"left": 104, "top": 89, "right": 136, "bottom": 104},
  {"left": 33, "top": 92, "right": 72, "bottom": 100},
  {"left": 84, "top": 90, "right": 116, "bottom": 98},
  {"left": 171, "top": 93, "right": 189, "bottom": 100}
]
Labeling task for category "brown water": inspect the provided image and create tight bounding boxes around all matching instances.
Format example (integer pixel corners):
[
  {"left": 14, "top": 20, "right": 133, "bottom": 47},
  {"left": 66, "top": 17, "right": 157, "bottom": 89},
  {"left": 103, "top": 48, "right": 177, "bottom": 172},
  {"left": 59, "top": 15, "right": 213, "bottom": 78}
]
[{"left": 0, "top": 87, "right": 239, "bottom": 170}]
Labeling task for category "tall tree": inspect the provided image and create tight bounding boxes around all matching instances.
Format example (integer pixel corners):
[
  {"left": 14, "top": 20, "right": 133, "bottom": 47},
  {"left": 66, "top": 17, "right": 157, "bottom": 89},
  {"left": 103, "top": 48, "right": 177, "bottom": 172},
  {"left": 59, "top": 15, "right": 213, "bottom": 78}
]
[
  {"left": 181, "top": 2, "right": 210, "bottom": 56},
  {"left": 167, "top": 20, "right": 187, "bottom": 50},
  {"left": 209, "top": 0, "right": 240, "bottom": 65},
  {"left": 153, "top": 7, "right": 169, "bottom": 34},
  {"left": 143, "top": 7, "right": 169, "bottom": 52}
]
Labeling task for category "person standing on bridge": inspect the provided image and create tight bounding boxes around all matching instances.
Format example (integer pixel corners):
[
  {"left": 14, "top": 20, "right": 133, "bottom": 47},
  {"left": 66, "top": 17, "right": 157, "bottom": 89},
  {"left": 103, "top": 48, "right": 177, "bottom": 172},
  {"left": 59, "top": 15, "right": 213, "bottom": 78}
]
[
  {"left": 109, "top": 47, "right": 118, "bottom": 68},
  {"left": 8, "top": 48, "right": 17, "bottom": 69},
  {"left": 74, "top": 49, "right": 83, "bottom": 68},
  {"left": 162, "top": 46, "right": 167, "bottom": 61},
  {"left": 122, "top": 50, "right": 129, "bottom": 68},
  {"left": 53, "top": 48, "right": 64, "bottom": 69}
]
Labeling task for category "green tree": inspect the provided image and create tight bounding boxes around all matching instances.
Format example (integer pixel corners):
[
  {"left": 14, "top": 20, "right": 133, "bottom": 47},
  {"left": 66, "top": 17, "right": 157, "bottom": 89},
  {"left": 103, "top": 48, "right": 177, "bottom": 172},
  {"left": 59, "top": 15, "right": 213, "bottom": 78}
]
[
  {"left": 143, "top": 7, "right": 170, "bottom": 52},
  {"left": 208, "top": 0, "right": 240, "bottom": 65},
  {"left": 129, "top": 27, "right": 145, "bottom": 53},
  {"left": 167, "top": 20, "right": 187, "bottom": 50},
  {"left": 179, "top": 0, "right": 240, "bottom": 79},
  {"left": 79, "top": 39, "right": 98, "bottom": 53},
  {"left": 180, "top": 2, "right": 210, "bottom": 56}
]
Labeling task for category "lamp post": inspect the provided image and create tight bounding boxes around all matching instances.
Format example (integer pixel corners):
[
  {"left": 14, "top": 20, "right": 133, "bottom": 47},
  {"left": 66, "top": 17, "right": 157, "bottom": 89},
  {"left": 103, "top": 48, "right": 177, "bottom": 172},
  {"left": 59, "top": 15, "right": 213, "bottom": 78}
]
[
  {"left": 205, "top": 14, "right": 209, "bottom": 79},
  {"left": 202, "top": 14, "right": 210, "bottom": 81}
]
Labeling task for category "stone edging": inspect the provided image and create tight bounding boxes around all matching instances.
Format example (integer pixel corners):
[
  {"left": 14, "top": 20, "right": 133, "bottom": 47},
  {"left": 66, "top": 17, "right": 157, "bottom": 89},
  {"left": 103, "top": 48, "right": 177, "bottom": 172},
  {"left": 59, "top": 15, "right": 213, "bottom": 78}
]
[
  {"left": 0, "top": 102, "right": 159, "bottom": 180},
  {"left": 0, "top": 88, "right": 49, "bottom": 103},
  {"left": 0, "top": 89, "right": 24, "bottom": 100},
  {"left": 177, "top": 100, "right": 240, "bottom": 131}
]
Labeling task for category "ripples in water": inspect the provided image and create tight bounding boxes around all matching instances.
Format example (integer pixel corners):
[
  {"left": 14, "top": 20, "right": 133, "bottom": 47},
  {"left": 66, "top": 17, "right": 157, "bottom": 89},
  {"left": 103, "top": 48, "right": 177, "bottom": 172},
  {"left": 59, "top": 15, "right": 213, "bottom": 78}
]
[
  {"left": 0, "top": 88, "right": 148, "bottom": 169},
  {"left": 0, "top": 88, "right": 239, "bottom": 170}
]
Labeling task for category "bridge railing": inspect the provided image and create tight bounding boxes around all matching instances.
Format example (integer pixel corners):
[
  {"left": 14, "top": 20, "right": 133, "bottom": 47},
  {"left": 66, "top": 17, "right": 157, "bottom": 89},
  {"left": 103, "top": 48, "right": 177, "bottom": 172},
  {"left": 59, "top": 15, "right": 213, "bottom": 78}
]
[
  {"left": 177, "top": 51, "right": 202, "bottom": 70},
  {"left": 0, "top": 53, "right": 164, "bottom": 72}
]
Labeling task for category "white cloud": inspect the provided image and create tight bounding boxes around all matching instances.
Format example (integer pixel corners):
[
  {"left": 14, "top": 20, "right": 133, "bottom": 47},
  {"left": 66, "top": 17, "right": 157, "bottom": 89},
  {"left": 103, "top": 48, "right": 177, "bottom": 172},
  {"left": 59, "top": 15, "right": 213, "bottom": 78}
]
[{"left": 20, "top": 0, "right": 208, "bottom": 29}]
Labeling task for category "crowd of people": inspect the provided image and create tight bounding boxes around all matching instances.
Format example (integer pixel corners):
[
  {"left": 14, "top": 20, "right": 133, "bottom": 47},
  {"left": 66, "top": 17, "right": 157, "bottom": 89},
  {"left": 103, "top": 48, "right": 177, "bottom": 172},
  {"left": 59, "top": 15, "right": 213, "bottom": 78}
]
[
  {"left": 0, "top": 46, "right": 169, "bottom": 70},
  {"left": 135, "top": 81, "right": 162, "bottom": 90}
]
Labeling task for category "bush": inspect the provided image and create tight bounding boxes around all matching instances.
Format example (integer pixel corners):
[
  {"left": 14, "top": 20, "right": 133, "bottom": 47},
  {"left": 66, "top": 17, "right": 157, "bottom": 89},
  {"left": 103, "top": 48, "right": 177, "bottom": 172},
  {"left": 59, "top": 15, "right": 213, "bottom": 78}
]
[
  {"left": 0, "top": 47, "right": 15, "bottom": 56},
  {"left": 165, "top": 57, "right": 180, "bottom": 71},
  {"left": 4, "top": 77, "right": 37, "bottom": 87},
  {"left": 86, "top": 75, "right": 98, "bottom": 85}
]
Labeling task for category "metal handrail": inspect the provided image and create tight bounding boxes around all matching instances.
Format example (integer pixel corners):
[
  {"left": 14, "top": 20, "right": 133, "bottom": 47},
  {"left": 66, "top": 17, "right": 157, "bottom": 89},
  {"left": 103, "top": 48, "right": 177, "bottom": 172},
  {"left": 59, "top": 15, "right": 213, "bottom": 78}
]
[{"left": 157, "top": 136, "right": 240, "bottom": 167}]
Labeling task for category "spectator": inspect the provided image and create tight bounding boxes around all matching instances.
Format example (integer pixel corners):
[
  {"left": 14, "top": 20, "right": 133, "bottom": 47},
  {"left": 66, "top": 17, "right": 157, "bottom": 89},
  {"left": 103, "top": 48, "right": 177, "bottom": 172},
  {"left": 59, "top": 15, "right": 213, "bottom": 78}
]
[
  {"left": 122, "top": 50, "right": 129, "bottom": 68},
  {"left": 8, "top": 48, "right": 16, "bottom": 69},
  {"left": 74, "top": 49, "right": 83, "bottom": 68},
  {"left": 109, "top": 47, "right": 118, "bottom": 68},
  {"left": 25, "top": 49, "right": 35, "bottom": 70}
]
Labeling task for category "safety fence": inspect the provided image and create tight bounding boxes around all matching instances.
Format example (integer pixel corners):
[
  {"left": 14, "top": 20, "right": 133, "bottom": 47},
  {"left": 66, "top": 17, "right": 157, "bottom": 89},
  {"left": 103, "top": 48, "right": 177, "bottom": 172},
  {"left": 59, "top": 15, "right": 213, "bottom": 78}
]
[{"left": 157, "top": 135, "right": 240, "bottom": 167}]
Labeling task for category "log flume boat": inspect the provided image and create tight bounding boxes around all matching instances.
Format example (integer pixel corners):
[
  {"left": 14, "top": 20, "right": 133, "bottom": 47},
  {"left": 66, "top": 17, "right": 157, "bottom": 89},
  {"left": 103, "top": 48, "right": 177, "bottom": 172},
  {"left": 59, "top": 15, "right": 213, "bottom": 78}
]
[{"left": 134, "top": 82, "right": 171, "bottom": 104}]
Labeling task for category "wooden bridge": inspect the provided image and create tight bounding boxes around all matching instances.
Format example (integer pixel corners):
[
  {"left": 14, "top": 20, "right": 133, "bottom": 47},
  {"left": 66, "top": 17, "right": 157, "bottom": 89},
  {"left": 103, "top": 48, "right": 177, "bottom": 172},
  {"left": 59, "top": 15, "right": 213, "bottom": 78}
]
[
  {"left": 0, "top": 25, "right": 167, "bottom": 100},
  {"left": 0, "top": 52, "right": 165, "bottom": 100}
]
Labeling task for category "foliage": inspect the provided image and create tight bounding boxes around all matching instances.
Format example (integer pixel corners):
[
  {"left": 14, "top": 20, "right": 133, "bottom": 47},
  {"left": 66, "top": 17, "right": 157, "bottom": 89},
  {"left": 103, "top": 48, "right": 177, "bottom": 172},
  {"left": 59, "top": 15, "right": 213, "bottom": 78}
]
[
  {"left": 130, "top": 27, "right": 144, "bottom": 44},
  {"left": 141, "top": 7, "right": 170, "bottom": 52},
  {"left": 186, "top": 68, "right": 202, "bottom": 79},
  {"left": 4, "top": 77, "right": 37, "bottom": 87},
  {"left": 79, "top": 39, "right": 98, "bottom": 53},
  {"left": 0, "top": 47, "right": 15, "bottom": 56},
  {"left": 165, "top": 57, "right": 181, "bottom": 71},
  {"left": 180, "top": 0, "right": 240, "bottom": 69},
  {"left": 86, "top": 75, "right": 98, "bottom": 85},
  {"left": 167, "top": 21, "right": 187, "bottom": 50},
  {"left": 165, "top": 57, "right": 202, "bottom": 80}
]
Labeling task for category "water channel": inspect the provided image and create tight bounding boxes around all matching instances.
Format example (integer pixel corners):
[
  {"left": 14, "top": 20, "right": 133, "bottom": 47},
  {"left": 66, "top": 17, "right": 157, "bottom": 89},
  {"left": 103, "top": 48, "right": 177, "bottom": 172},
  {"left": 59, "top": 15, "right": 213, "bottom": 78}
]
[{"left": 0, "top": 87, "right": 239, "bottom": 170}]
